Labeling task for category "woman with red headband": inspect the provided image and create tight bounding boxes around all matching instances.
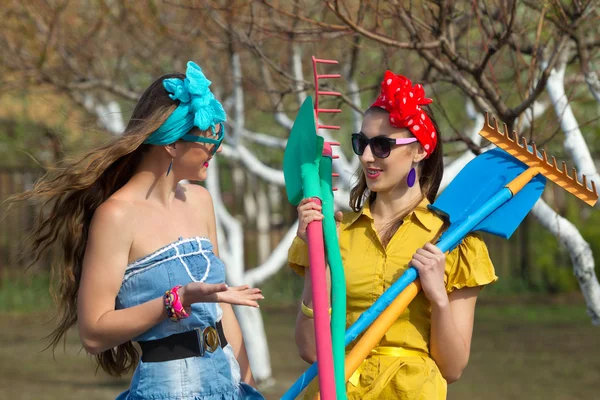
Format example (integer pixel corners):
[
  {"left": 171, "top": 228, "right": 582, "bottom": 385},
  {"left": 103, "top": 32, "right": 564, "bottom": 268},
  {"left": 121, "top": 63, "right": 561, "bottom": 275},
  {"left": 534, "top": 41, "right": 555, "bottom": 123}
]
[{"left": 289, "top": 71, "right": 497, "bottom": 399}]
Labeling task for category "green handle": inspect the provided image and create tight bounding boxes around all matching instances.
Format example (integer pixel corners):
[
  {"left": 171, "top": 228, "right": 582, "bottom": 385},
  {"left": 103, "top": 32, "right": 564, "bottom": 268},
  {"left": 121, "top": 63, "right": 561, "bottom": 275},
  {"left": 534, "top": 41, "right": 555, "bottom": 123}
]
[
  {"left": 300, "top": 134, "right": 324, "bottom": 200},
  {"left": 319, "top": 155, "right": 347, "bottom": 400},
  {"left": 300, "top": 164, "right": 322, "bottom": 200}
]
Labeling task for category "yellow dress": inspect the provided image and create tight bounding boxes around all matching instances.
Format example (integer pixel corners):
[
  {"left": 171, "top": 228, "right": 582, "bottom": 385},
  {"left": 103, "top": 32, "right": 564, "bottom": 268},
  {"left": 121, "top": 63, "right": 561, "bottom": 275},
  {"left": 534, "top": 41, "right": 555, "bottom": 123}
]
[{"left": 288, "top": 199, "right": 498, "bottom": 400}]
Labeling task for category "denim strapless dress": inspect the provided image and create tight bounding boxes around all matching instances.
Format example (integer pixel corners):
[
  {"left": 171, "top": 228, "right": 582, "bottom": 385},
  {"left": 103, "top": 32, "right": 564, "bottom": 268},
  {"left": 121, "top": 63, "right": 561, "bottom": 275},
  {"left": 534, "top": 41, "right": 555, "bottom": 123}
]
[{"left": 115, "top": 237, "right": 265, "bottom": 400}]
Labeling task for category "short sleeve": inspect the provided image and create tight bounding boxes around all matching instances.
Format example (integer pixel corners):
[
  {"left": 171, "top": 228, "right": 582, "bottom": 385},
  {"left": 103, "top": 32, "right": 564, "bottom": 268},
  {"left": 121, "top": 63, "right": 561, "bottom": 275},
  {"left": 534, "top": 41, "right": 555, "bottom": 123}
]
[
  {"left": 444, "top": 233, "right": 498, "bottom": 292},
  {"left": 288, "top": 236, "right": 309, "bottom": 276}
]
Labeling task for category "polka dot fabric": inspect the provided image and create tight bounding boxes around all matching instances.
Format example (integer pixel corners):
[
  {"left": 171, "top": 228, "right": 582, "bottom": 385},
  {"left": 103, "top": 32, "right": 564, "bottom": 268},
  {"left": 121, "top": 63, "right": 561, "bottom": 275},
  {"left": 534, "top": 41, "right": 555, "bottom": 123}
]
[{"left": 371, "top": 70, "right": 437, "bottom": 157}]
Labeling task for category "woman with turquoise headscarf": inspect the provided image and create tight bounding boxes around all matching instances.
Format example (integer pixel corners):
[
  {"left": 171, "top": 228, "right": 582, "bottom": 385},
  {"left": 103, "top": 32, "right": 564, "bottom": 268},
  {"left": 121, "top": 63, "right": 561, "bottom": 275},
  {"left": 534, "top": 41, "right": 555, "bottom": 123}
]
[{"left": 13, "top": 61, "right": 266, "bottom": 399}]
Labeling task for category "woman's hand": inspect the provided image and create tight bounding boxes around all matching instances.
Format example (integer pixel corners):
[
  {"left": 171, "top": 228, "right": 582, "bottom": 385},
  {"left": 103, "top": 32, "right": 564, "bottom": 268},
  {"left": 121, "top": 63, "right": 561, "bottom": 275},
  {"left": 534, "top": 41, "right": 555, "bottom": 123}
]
[
  {"left": 410, "top": 242, "right": 448, "bottom": 306},
  {"left": 296, "top": 198, "right": 324, "bottom": 243},
  {"left": 180, "top": 283, "right": 264, "bottom": 308},
  {"left": 216, "top": 285, "right": 264, "bottom": 307},
  {"left": 296, "top": 198, "right": 343, "bottom": 243}
]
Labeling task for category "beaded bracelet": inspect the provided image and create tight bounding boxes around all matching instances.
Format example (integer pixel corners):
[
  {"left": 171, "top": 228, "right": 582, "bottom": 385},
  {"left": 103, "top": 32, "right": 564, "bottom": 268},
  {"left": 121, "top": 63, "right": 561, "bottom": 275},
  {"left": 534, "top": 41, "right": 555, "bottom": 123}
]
[{"left": 164, "top": 285, "right": 190, "bottom": 322}]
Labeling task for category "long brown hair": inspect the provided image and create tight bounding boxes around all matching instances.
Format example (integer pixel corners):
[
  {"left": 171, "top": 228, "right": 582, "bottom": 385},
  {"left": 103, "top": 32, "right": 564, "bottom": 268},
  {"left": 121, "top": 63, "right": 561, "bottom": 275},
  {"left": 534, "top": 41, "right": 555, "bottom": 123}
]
[
  {"left": 349, "top": 105, "right": 444, "bottom": 246},
  {"left": 7, "top": 73, "right": 184, "bottom": 376}
]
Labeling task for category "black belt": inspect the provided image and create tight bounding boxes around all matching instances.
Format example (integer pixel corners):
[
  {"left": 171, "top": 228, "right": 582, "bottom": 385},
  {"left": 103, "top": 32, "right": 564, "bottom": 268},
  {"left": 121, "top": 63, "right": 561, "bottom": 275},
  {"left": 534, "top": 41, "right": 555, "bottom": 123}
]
[{"left": 139, "top": 321, "right": 228, "bottom": 363}]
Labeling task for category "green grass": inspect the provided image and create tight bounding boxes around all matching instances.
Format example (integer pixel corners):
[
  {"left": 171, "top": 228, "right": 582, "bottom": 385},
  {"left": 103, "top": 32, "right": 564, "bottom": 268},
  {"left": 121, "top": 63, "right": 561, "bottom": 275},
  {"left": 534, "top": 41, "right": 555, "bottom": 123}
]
[
  {"left": 1, "top": 295, "right": 599, "bottom": 400},
  {"left": 2, "top": 272, "right": 599, "bottom": 399},
  {"left": 452, "top": 307, "right": 600, "bottom": 399},
  {"left": 476, "top": 302, "right": 590, "bottom": 323},
  {"left": 476, "top": 292, "right": 593, "bottom": 324},
  {"left": 0, "top": 270, "right": 53, "bottom": 314}
]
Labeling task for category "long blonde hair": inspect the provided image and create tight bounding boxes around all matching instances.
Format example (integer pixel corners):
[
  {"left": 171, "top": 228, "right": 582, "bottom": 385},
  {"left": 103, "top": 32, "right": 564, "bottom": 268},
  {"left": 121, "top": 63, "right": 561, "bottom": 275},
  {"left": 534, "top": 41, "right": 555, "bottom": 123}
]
[{"left": 8, "top": 72, "right": 184, "bottom": 376}]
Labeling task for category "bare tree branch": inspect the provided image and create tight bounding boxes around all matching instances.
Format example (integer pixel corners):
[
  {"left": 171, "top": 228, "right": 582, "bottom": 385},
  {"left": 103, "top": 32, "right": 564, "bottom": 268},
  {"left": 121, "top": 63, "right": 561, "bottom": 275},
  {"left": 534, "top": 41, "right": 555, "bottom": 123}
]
[{"left": 325, "top": 1, "right": 443, "bottom": 50}]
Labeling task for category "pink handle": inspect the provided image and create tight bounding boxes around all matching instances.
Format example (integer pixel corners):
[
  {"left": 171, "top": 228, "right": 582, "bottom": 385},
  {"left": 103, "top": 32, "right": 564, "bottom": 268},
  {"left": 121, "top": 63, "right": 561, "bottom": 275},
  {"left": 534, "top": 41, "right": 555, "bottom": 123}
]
[{"left": 306, "top": 198, "right": 336, "bottom": 400}]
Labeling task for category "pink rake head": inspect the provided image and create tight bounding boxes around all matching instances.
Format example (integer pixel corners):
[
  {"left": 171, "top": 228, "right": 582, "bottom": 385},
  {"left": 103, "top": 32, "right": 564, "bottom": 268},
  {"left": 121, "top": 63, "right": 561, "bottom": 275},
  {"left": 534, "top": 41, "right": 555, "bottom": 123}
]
[{"left": 312, "top": 56, "right": 342, "bottom": 191}]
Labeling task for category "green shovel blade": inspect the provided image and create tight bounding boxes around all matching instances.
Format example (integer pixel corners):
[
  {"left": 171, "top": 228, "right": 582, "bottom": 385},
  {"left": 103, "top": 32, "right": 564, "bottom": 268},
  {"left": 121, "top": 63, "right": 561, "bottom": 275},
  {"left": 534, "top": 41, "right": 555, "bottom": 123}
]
[{"left": 283, "top": 96, "right": 324, "bottom": 205}]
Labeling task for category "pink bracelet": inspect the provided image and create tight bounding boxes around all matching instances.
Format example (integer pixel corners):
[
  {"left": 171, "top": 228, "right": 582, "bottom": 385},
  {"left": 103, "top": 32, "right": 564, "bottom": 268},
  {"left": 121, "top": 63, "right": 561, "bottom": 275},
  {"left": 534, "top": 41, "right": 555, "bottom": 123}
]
[{"left": 164, "top": 285, "right": 190, "bottom": 322}]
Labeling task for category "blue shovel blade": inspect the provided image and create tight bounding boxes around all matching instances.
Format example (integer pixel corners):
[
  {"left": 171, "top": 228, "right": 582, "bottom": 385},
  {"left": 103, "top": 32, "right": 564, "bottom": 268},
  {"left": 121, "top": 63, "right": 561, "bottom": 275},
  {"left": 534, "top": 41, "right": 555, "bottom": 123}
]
[{"left": 430, "top": 148, "right": 546, "bottom": 251}]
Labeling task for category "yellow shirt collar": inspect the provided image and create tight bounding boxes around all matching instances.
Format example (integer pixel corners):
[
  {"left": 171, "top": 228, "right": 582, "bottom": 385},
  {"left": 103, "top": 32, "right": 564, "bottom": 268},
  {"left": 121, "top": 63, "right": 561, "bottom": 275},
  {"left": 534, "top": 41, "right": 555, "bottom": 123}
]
[{"left": 344, "top": 197, "right": 442, "bottom": 232}]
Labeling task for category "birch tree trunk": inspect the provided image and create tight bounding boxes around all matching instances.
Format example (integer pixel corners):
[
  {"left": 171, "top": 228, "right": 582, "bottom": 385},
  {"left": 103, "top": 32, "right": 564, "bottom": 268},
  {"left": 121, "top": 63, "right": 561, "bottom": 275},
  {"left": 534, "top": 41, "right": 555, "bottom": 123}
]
[
  {"left": 544, "top": 59, "right": 600, "bottom": 192},
  {"left": 541, "top": 57, "right": 600, "bottom": 324},
  {"left": 532, "top": 200, "right": 600, "bottom": 325},
  {"left": 206, "top": 156, "right": 274, "bottom": 384},
  {"left": 256, "top": 183, "right": 271, "bottom": 263}
]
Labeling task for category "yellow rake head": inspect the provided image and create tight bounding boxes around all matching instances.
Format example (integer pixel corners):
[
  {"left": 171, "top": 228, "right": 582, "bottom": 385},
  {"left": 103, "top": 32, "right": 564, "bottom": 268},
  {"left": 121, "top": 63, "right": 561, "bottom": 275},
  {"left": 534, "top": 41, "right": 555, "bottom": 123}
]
[{"left": 479, "top": 112, "right": 598, "bottom": 207}]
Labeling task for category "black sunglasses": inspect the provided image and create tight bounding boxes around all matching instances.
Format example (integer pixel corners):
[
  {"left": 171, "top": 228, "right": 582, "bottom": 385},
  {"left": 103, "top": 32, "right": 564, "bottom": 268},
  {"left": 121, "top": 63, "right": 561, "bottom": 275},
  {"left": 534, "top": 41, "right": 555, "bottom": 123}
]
[{"left": 351, "top": 132, "right": 417, "bottom": 158}]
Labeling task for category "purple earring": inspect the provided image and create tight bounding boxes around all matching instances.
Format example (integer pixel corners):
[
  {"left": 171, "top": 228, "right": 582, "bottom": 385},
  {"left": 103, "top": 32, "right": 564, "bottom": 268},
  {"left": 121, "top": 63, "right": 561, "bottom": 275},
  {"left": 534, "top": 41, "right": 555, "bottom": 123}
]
[
  {"left": 166, "top": 159, "right": 173, "bottom": 177},
  {"left": 407, "top": 167, "right": 416, "bottom": 187}
]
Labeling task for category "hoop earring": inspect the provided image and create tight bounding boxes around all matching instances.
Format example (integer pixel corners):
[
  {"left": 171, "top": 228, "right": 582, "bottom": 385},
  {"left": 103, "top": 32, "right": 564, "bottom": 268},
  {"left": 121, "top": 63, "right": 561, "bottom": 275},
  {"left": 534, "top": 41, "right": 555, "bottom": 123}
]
[
  {"left": 407, "top": 167, "right": 416, "bottom": 187},
  {"left": 166, "top": 159, "right": 173, "bottom": 177}
]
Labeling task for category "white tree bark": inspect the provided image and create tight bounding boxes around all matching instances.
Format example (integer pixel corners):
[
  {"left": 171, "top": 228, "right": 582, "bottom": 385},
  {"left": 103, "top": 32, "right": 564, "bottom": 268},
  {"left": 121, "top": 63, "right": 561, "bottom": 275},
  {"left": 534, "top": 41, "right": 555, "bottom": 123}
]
[
  {"left": 231, "top": 51, "right": 244, "bottom": 144},
  {"left": 214, "top": 49, "right": 277, "bottom": 384},
  {"left": 584, "top": 71, "right": 600, "bottom": 103},
  {"left": 544, "top": 60, "right": 600, "bottom": 196},
  {"left": 78, "top": 93, "right": 126, "bottom": 135},
  {"left": 232, "top": 164, "right": 245, "bottom": 212},
  {"left": 237, "top": 127, "right": 286, "bottom": 148},
  {"left": 245, "top": 221, "right": 300, "bottom": 286},
  {"left": 256, "top": 183, "right": 271, "bottom": 263},
  {"left": 439, "top": 102, "right": 485, "bottom": 191},
  {"left": 344, "top": 69, "right": 363, "bottom": 173},
  {"left": 220, "top": 143, "right": 352, "bottom": 209},
  {"left": 268, "top": 183, "right": 284, "bottom": 227},
  {"left": 205, "top": 156, "right": 274, "bottom": 383},
  {"left": 440, "top": 100, "right": 548, "bottom": 191},
  {"left": 95, "top": 100, "right": 126, "bottom": 135},
  {"left": 221, "top": 144, "right": 285, "bottom": 186},
  {"left": 243, "top": 173, "right": 258, "bottom": 223},
  {"left": 532, "top": 200, "right": 600, "bottom": 325},
  {"left": 541, "top": 58, "right": 600, "bottom": 323}
]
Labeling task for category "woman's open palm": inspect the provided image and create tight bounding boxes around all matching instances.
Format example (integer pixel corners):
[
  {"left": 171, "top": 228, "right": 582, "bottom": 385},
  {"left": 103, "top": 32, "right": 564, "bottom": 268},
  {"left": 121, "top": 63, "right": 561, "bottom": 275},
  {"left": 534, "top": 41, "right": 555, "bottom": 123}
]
[
  {"left": 216, "top": 285, "right": 264, "bottom": 307},
  {"left": 182, "top": 282, "right": 264, "bottom": 308}
]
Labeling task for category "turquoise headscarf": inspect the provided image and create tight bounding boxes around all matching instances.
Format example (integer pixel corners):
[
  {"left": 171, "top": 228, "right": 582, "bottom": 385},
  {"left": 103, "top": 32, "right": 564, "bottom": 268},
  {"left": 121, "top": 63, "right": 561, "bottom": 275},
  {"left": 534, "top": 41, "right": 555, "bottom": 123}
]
[{"left": 144, "top": 61, "right": 227, "bottom": 145}]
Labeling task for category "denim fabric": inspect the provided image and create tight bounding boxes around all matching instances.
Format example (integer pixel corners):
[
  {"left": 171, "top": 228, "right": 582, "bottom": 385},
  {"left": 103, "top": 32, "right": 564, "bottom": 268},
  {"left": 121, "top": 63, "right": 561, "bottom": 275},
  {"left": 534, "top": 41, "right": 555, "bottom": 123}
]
[{"left": 115, "top": 237, "right": 264, "bottom": 400}]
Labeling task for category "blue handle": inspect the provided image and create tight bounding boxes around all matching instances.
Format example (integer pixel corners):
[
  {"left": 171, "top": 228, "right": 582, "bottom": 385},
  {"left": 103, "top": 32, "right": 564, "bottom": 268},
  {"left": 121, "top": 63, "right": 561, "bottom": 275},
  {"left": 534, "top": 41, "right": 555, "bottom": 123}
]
[{"left": 436, "top": 188, "right": 512, "bottom": 251}]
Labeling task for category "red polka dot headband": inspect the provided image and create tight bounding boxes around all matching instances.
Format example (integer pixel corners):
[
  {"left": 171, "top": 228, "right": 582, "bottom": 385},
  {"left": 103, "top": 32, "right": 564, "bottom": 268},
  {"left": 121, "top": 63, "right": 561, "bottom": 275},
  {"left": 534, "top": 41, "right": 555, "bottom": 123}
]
[{"left": 371, "top": 71, "right": 437, "bottom": 157}]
